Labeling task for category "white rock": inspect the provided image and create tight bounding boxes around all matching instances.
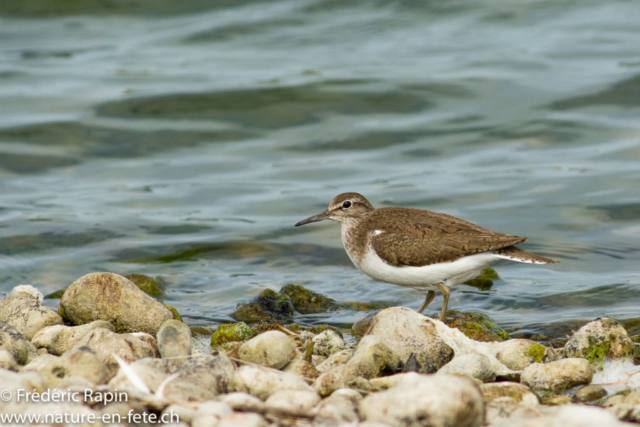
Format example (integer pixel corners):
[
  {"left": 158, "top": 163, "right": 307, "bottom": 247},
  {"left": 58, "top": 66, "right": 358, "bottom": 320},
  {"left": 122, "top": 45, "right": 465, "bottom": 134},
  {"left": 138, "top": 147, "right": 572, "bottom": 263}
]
[
  {"left": 265, "top": 389, "right": 320, "bottom": 411},
  {"left": 316, "top": 349, "right": 353, "bottom": 374},
  {"left": 495, "top": 339, "right": 547, "bottom": 371},
  {"left": 564, "top": 318, "right": 634, "bottom": 368},
  {"left": 237, "top": 331, "right": 295, "bottom": 370},
  {"left": 217, "top": 413, "right": 266, "bottom": 427},
  {"left": 0, "top": 350, "right": 18, "bottom": 371},
  {"left": 219, "top": 392, "right": 262, "bottom": 407},
  {"left": 438, "top": 352, "right": 495, "bottom": 382},
  {"left": 10, "top": 285, "right": 43, "bottom": 302},
  {"left": 32, "top": 320, "right": 115, "bottom": 355},
  {"left": 163, "top": 405, "right": 195, "bottom": 424},
  {"left": 493, "top": 404, "right": 626, "bottom": 427},
  {"left": 232, "top": 364, "right": 314, "bottom": 399},
  {"left": 0, "top": 290, "right": 63, "bottom": 340},
  {"left": 359, "top": 373, "right": 483, "bottom": 427},
  {"left": 312, "top": 330, "right": 348, "bottom": 357},
  {"left": 521, "top": 358, "right": 593, "bottom": 394}
]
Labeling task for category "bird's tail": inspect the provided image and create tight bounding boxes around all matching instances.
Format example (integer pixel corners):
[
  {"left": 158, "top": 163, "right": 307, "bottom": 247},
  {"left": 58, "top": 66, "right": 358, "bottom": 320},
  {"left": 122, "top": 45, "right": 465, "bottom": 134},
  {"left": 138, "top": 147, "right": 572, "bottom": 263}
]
[{"left": 495, "top": 246, "right": 558, "bottom": 264}]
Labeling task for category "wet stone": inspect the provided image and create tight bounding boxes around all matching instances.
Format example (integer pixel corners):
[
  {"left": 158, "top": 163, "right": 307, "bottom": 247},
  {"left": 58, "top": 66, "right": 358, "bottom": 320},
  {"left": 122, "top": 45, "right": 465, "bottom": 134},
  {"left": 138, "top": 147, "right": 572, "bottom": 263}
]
[
  {"left": 124, "top": 273, "right": 166, "bottom": 297},
  {"left": 279, "top": 284, "right": 342, "bottom": 313},
  {"left": 464, "top": 267, "right": 499, "bottom": 291},
  {"left": 211, "top": 322, "right": 253, "bottom": 347},
  {"left": 231, "top": 288, "right": 295, "bottom": 323},
  {"left": 564, "top": 318, "right": 635, "bottom": 369},
  {"left": 575, "top": 384, "right": 608, "bottom": 402},
  {"left": 496, "top": 339, "right": 547, "bottom": 371},
  {"left": 351, "top": 311, "right": 380, "bottom": 337},
  {"left": 439, "top": 310, "right": 510, "bottom": 342},
  {"left": 521, "top": 358, "right": 593, "bottom": 395}
]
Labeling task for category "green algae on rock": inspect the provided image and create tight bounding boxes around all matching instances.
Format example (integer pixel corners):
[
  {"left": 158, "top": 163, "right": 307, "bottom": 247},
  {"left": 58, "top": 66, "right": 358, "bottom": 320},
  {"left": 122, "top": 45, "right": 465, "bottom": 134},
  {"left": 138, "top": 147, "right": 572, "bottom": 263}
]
[
  {"left": 464, "top": 267, "right": 499, "bottom": 290},
  {"left": 279, "top": 284, "right": 342, "bottom": 313},
  {"left": 162, "top": 303, "right": 183, "bottom": 322},
  {"left": 211, "top": 322, "right": 253, "bottom": 347},
  {"left": 231, "top": 288, "right": 295, "bottom": 323},
  {"left": 44, "top": 289, "right": 66, "bottom": 299},
  {"left": 125, "top": 273, "right": 166, "bottom": 298},
  {"left": 439, "top": 310, "right": 509, "bottom": 342},
  {"left": 564, "top": 318, "right": 635, "bottom": 370}
]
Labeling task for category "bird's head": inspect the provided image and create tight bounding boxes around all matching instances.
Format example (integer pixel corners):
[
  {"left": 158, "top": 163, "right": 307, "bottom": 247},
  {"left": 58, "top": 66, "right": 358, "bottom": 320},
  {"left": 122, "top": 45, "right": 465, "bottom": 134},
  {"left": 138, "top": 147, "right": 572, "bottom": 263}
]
[{"left": 295, "top": 192, "right": 375, "bottom": 226}]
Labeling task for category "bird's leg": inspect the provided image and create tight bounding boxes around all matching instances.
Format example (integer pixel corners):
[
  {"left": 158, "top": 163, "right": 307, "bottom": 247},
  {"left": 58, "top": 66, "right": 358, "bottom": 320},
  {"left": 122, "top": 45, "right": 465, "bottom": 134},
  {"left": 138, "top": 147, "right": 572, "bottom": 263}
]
[
  {"left": 417, "top": 290, "right": 436, "bottom": 314},
  {"left": 436, "top": 283, "right": 450, "bottom": 321}
]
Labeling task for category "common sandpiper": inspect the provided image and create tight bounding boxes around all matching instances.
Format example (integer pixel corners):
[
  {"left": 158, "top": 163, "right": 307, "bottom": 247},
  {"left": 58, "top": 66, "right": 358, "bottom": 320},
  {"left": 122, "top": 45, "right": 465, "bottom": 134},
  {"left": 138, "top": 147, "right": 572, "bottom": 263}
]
[{"left": 295, "top": 192, "right": 558, "bottom": 321}]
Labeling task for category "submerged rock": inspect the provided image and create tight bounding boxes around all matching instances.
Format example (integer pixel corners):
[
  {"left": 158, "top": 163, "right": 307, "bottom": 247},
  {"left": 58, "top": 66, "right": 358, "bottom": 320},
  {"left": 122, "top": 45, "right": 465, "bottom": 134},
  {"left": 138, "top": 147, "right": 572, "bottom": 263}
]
[
  {"left": 0, "top": 286, "right": 63, "bottom": 340},
  {"left": 314, "top": 336, "right": 401, "bottom": 397},
  {"left": 211, "top": 322, "right": 253, "bottom": 347},
  {"left": 359, "top": 373, "right": 484, "bottom": 427},
  {"left": 464, "top": 267, "right": 499, "bottom": 290},
  {"left": 520, "top": 358, "right": 593, "bottom": 394},
  {"left": 231, "top": 289, "right": 295, "bottom": 323},
  {"left": 441, "top": 310, "right": 509, "bottom": 342},
  {"left": 31, "top": 320, "right": 115, "bottom": 356},
  {"left": 495, "top": 339, "right": 547, "bottom": 371},
  {"left": 279, "top": 284, "right": 341, "bottom": 313},
  {"left": 157, "top": 319, "right": 192, "bottom": 361},
  {"left": 237, "top": 330, "right": 295, "bottom": 369},
  {"left": 60, "top": 272, "right": 173, "bottom": 334},
  {"left": 124, "top": 273, "right": 165, "bottom": 297},
  {"left": 365, "top": 307, "right": 453, "bottom": 374},
  {"left": 564, "top": 318, "right": 634, "bottom": 369}
]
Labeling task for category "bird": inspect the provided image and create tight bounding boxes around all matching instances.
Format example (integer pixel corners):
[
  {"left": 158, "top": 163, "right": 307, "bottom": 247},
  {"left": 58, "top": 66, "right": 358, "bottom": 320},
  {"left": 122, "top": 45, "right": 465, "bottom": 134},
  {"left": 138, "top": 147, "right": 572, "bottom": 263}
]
[{"left": 295, "top": 192, "right": 558, "bottom": 321}]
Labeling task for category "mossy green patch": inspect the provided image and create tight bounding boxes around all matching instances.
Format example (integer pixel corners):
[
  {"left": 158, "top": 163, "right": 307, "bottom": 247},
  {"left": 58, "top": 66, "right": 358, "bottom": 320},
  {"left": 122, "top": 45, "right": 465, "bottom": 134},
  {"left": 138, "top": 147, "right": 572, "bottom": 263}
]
[
  {"left": 44, "top": 289, "right": 66, "bottom": 299},
  {"left": 441, "top": 310, "right": 509, "bottom": 342},
  {"left": 586, "top": 341, "right": 611, "bottom": 367},
  {"left": 464, "top": 267, "right": 499, "bottom": 290},
  {"left": 527, "top": 343, "right": 546, "bottom": 363},
  {"left": 211, "top": 322, "right": 253, "bottom": 346},
  {"left": 280, "top": 284, "right": 341, "bottom": 314},
  {"left": 231, "top": 288, "right": 295, "bottom": 323},
  {"left": 125, "top": 273, "right": 165, "bottom": 298},
  {"left": 162, "top": 303, "right": 183, "bottom": 322}
]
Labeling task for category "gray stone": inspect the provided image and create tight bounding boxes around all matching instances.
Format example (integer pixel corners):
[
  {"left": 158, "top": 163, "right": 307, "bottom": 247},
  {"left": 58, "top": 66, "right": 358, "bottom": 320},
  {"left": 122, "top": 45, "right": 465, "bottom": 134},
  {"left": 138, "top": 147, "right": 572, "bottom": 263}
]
[
  {"left": 574, "top": 384, "right": 607, "bottom": 402},
  {"left": 495, "top": 339, "right": 546, "bottom": 371},
  {"left": 237, "top": 330, "right": 295, "bottom": 370},
  {"left": 232, "top": 364, "right": 314, "bottom": 399},
  {"left": 312, "top": 330, "right": 348, "bottom": 357},
  {"left": 314, "top": 336, "right": 401, "bottom": 397},
  {"left": 564, "top": 318, "right": 635, "bottom": 368},
  {"left": 359, "top": 373, "right": 483, "bottom": 427},
  {"left": 485, "top": 397, "right": 543, "bottom": 425},
  {"left": 520, "top": 358, "right": 593, "bottom": 394},
  {"left": 438, "top": 352, "right": 495, "bottom": 383},
  {"left": 316, "top": 349, "right": 354, "bottom": 374},
  {"left": 315, "top": 388, "right": 362, "bottom": 424},
  {"left": 75, "top": 328, "right": 159, "bottom": 373},
  {"left": 157, "top": 319, "right": 192, "bottom": 361},
  {"left": 31, "top": 320, "right": 115, "bottom": 356},
  {"left": 265, "top": 389, "right": 321, "bottom": 411},
  {"left": 0, "top": 322, "right": 37, "bottom": 365},
  {"left": 163, "top": 352, "right": 236, "bottom": 401},
  {"left": 0, "top": 289, "right": 63, "bottom": 340},
  {"left": 38, "top": 346, "right": 109, "bottom": 387},
  {"left": 364, "top": 307, "right": 453, "bottom": 373},
  {"left": 60, "top": 272, "right": 173, "bottom": 334}
]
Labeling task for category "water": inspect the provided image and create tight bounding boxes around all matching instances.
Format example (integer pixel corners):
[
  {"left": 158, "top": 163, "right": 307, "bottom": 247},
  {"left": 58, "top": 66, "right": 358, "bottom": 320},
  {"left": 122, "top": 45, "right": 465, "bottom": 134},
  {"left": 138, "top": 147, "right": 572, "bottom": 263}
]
[{"left": 1, "top": 0, "right": 640, "bottom": 339}]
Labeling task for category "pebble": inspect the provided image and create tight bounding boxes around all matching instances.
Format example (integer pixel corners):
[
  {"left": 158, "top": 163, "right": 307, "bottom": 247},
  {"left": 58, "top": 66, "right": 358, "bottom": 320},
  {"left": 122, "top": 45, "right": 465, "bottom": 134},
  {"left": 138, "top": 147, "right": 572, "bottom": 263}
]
[
  {"left": 364, "top": 307, "right": 453, "bottom": 373},
  {"left": 495, "top": 339, "right": 547, "bottom": 370},
  {"left": 0, "top": 349, "right": 18, "bottom": 371},
  {"left": 0, "top": 287, "right": 63, "bottom": 340},
  {"left": 0, "top": 322, "right": 37, "bottom": 365},
  {"left": 480, "top": 381, "right": 539, "bottom": 406},
  {"left": 359, "top": 373, "right": 484, "bottom": 427},
  {"left": 31, "top": 320, "right": 115, "bottom": 355},
  {"left": 485, "top": 397, "right": 543, "bottom": 425},
  {"left": 521, "top": 358, "right": 593, "bottom": 394},
  {"left": 60, "top": 272, "right": 173, "bottom": 334},
  {"left": 283, "top": 358, "right": 319, "bottom": 379},
  {"left": 564, "top": 318, "right": 635, "bottom": 367},
  {"left": 38, "top": 346, "right": 109, "bottom": 388},
  {"left": 437, "top": 351, "right": 495, "bottom": 383},
  {"left": 237, "top": 330, "right": 295, "bottom": 369},
  {"left": 157, "top": 319, "right": 192, "bottom": 362},
  {"left": 312, "top": 329, "right": 347, "bottom": 356},
  {"left": 574, "top": 384, "right": 608, "bottom": 402},
  {"left": 232, "top": 364, "right": 314, "bottom": 399},
  {"left": 265, "top": 389, "right": 321, "bottom": 411},
  {"left": 316, "top": 349, "right": 354, "bottom": 374}
]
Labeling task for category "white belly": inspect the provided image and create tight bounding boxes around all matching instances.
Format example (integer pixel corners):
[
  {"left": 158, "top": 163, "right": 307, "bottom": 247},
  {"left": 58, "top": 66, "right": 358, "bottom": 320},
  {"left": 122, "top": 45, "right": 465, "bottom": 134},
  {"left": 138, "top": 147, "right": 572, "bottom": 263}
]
[{"left": 356, "top": 245, "right": 501, "bottom": 291}]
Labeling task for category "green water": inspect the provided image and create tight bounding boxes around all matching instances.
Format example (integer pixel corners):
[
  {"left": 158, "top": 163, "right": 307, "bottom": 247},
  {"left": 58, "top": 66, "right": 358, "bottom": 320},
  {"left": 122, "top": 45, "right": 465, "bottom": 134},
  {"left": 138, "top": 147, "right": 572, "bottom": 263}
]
[{"left": 1, "top": 0, "right": 640, "bottom": 338}]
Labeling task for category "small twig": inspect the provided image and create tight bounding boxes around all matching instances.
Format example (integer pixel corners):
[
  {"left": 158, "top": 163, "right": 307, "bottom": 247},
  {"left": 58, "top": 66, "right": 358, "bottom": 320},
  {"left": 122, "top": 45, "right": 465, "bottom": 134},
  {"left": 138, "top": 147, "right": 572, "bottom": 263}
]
[{"left": 277, "top": 325, "right": 300, "bottom": 336}]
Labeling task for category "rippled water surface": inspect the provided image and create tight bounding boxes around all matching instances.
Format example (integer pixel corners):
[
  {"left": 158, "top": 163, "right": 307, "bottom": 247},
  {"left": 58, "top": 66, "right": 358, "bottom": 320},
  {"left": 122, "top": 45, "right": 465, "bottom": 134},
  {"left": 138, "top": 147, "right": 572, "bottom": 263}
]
[{"left": 2, "top": 0, "right": 640, "bottom": 338}]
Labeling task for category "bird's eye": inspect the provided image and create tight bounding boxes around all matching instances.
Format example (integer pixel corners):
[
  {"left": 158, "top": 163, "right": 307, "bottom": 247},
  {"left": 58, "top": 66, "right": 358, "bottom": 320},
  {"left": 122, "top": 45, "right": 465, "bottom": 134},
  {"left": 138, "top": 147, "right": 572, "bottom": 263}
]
[{"left": 342, "top": 201, "right": 352, "bottom": 209}]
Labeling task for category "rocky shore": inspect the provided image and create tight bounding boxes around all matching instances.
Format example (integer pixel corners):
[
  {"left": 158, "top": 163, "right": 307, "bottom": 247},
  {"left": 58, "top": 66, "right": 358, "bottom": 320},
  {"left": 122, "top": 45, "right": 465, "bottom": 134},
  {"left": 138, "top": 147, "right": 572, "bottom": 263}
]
[{"left": 1, "top": 271, "right": 640, "bottom": 426}]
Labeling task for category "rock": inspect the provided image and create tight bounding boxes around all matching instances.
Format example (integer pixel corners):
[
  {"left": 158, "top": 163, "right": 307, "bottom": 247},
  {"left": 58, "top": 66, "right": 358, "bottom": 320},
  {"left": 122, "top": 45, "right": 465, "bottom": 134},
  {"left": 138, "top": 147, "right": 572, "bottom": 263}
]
[
  {"left": 485, "top": 397, "right": 543, "bottom": 425},
  {"left": 21, "top": 353, "right": 58, "bottom": 373},
  {"left": 541, "top": 395, "right": 573, "bottom": 405},
  {"left": 266, "top": 389, "right": 321, "bottom": 411},
  {"left": 315, "top": 388, "right": 362, "bottom": 424},
  {"left": 575, "top": 384, "right": 608, "bottom": 402},
  {"left": 31, "top": 320, "right": 115, "bottom": 355},
  {"left": 503, "top": 405, "right": 626, "bottom": 427},
  {"left": 283, "top": 358, "right": 319, "bottom": 379},
  {"left": 480, "top": 382, "right": 539, "bottom": 406},
  {"left": 369, "top": 373, "right": 413, "bottom": 390},
  {"left": 231, "top": 288, "right": 295, "bottom": 323},
  {"left": 163, "top": 302, "right": 183, "bottom": 321},
  {"left": 236, "top": 330, "right": 295, "bottom": 369},
  {"left": 441, "top": 310, "right": 509, "bottom": 342},
  {"left": 109, "top": 357, "right": 175, "bottom": 391},
  {"left": 38, "top": 346, "right": 109, "bottom": 388},
  {"left": 0, "top": 350, "right": 18, "bottom": 371},
  {"left": 60, "top": 272, "right": 173, "bottom": 334},
  {"left": 232, "top": 364, "right": 314, "bottom": 399},
  {"left": 211, "top": 322, "right": 253, "bottom": 347},
  {"left": 0, "top": 322, "right": 37, "bottom": 365},
  {"left": 44, "top": 289, "right": 66, "bottom": 299},
  {"left": 220, "top": 392, "right": 262, "bottom": 407},
  {"left": 564, "top": 318, "right": 634, "bottom": 369},
  {"left": 279, "top": 284, "right": 341, "bottom": 313},
  {"left": 163, "top": 404, "right": 195, "bottom": 424},
  {"left": 75, "top": 328, "right": 159, "bottom": 373},
  {"left": 0, "top": 287, "right": 63, "bottom": 340},
  {"left": 359, "top": 373, "right": 483, "bottom": 427},
  {"left": 464, "top": 267, "right": 499, "bottom": 290},
  {"left": 365, "top": 307, "right": 453, "bottom": 373},
  {"left": 157, "top": 319, "right": 191, "bottom": 361},
  {"left": 313, "top": 330, "right": 348, "bottom": 357},
  {"left": 218, "top": 413, "right": 266, "bottom": 427},
  {"left": 495, "top": 339, "right": 546, "bottom": 370},
  {"left": 192, "top": 401, "right": 233, "bottom": 427},
  {"left": 351, "top": 311, "right": 379, "bottom": 337},
  {"left": 316, "top": 349, "right": 354, "bottom": 374},
  {"left": 0, "top": 369, "right": 44, "bottom": 402},
  {"left": 124, "top": 273, "right": 165, "bottom": 297},
  {"left": 521, "top": 358, "right": 593, "bottom": 394},
  {"left": 314, "top": 336, "right": 401, "bottom": 396},
  {"left": 438, "top": 352, "right": 495, "bottom": 383}
]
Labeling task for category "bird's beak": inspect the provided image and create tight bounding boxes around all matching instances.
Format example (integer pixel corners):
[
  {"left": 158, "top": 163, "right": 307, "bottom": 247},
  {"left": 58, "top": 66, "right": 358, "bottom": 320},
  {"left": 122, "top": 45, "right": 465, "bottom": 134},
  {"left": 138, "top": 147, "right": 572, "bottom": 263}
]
[{"left": 295, "top": 210, "right": 331, "bottom": 227}]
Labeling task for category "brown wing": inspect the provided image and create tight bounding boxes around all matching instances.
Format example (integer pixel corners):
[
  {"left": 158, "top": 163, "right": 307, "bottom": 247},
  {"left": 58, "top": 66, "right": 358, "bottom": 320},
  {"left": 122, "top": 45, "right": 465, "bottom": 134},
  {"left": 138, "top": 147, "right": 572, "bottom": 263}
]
[{"left": 368, "top": 208, "right": 526, "bottom": 267}]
